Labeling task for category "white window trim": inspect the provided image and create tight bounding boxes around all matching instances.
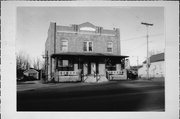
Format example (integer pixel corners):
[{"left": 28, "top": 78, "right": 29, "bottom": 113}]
[
  {"left": 107, "top": 42, "right": 113, "bottom": 53},
  {"left": 83, "top": 41, "right": 93, "bottom": 52},
  {"left": 61, "top": 40, "right": 68, "bottom": 52}
]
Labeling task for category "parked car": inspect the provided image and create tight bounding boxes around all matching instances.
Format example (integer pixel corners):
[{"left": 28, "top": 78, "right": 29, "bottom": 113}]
[{"left": 127, "top": 69, "right": 138, "bottom": 80}]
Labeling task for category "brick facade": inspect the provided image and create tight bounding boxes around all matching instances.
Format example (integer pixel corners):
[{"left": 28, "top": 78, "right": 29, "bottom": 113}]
[
  {"left": 46, "top": 22, "right": 120, "bottom": 55},
  {"left": 45, "top": 22, "right": 127, "bottom": 82}
]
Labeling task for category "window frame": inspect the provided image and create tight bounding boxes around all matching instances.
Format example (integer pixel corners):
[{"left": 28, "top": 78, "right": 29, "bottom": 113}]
[
  {"left": 83, "top": 41, "right": 93, "bottom": 52},
  {"left": 57, "top": 59, "right": 74, "bottom": 71},
  {"left": 107, "top": 41, "right": 113, "bottom": 53},
  {"left": 61, "top": 40, "right": 68, "bottom": 52},
  {"left": 105, "top": 59, "right": 116, "bottom": 71}
]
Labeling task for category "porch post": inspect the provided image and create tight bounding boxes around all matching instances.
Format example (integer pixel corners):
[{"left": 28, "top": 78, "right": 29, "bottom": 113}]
[
  {"left": 55, "top": 57, "right": 57, "bottom": 82},
  {"left": 50, "top": 57, "right": 52, "bottom": 81}
]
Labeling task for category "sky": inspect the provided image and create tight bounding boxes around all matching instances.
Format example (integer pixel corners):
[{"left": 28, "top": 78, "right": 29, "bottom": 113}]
[{"left": 16, "top": 7, "right": 164, "bottom": 66}]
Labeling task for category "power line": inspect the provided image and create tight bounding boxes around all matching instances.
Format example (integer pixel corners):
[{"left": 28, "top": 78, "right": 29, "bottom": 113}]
[
  {"left": 122, "top": 33, "right": 163, "bottom": 42},
  {"left": 141, "top": 22, "right": 153, "bottom": 80},
  {"left": 123, "top": 42, "right": 147, "bottom": 53}
]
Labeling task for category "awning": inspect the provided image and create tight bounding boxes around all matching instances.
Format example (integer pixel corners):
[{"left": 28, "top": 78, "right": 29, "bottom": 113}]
[{"left": 51, "top": 52, "right": 128, "bottom": 58}]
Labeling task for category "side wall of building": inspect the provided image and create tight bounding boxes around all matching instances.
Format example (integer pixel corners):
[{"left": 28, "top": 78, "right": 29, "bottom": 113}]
[
  {"left": 45, "top": 22, "right": 56, "bottom": 81},
  {"left": 138, "top": 61, "right": 164, "bottom": 78}
]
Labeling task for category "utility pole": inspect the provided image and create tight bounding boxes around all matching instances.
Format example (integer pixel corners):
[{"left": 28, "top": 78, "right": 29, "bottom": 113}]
[{"left": 141, "top": 22, "right": 153, "bottom": 80}]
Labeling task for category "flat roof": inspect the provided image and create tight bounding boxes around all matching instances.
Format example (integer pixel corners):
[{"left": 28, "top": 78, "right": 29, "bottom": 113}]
[{"left": 143, "top": 53, "right": 164, "bottom": 63}]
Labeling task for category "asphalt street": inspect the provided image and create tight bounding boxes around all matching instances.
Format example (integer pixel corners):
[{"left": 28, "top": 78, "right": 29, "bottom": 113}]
[{"left": 17, "top": 79, "right": 164, "bottom": 111}]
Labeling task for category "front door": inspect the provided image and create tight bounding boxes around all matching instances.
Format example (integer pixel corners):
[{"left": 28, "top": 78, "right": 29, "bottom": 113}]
[
  {"left": 91, "top": 63, "right": 96, "bottom": 75},
  {"left": 83, "top": 63, "right": 88, "bottom": 75},
  {"left": 83, "top": 62, "right": 98, "bottom": 75}
]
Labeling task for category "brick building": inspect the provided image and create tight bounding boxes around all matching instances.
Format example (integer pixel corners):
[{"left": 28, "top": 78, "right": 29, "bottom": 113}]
[{"left": 45, "top": 22, "right": 128, "bottom": 82}]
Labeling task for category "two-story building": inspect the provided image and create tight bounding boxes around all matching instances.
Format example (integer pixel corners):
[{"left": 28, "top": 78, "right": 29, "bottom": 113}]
[{"left": 45, "top": 22, "right": 128, "bottom": 82}]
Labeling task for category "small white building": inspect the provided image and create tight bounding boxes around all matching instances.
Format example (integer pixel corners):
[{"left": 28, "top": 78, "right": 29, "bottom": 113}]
[
  {"left": 138, "top": 53, "right": 164, "bottom": 78},
  {"left": 23, "top": 68, "right": 39, "bottom": 79}
]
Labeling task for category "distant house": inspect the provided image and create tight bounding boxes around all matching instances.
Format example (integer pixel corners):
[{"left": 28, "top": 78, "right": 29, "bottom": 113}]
[
  {"left": 138, "top": 53, "right": 164, "bottom": 78},
  {"left": 23, "top": 68, "right": 39, "bottom": 80}
]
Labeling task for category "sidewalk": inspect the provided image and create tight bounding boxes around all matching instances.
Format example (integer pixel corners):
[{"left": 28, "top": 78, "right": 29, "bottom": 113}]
[{"left": 17, "top": 80, "right": 111, "bottom": 92}]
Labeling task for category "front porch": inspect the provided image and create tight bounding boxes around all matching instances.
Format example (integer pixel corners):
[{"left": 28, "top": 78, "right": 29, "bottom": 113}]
[{"left": 50, "top": 52, "right": 128, "bottom": 82}]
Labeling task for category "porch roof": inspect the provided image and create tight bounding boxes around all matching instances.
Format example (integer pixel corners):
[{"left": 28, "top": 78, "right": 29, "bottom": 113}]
[{"left": 51, "top": 52, "right": 128, "bottom": 58}]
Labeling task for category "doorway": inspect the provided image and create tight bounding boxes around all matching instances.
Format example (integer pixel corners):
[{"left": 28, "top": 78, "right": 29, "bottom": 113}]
[{"left": 83, "top": 62, "right": 98, "bottom": 75}]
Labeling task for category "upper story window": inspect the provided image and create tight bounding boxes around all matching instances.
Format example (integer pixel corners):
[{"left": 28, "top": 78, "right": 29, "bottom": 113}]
[
  {"left": 107, "top": 42, "right": 113, "bottom": 53},
  {"left": 61, "top": 40, "right": 68, "bottom": 52},
  {"left": 83, "top": 41, "right": 93, "bottom": 52}
]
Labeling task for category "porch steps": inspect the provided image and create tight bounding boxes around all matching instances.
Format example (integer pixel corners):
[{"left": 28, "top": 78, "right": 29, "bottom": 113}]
[
  {"left": 98, "top": 76, "right": 108, "bottom": 82},
  {"left": 84, "top": 75, "right": 108, "bottom": 83}
]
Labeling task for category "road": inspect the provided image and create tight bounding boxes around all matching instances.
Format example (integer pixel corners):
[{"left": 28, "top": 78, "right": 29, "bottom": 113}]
[{"left": 17, "top": 79, "right": 164, "bottom": 111}]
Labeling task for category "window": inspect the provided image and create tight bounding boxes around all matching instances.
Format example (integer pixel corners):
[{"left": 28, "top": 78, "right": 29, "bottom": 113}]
[
  {"left": 83, "top": 41, "right": 93, "bottom": 52},
  {"left": 106, "top": 59, "right": 116, "bottom": 71},
  {"left": 83, "top": 42, "right": 87, "bottom": 51},
  {"left": 107, "top": 42, "right": 113, "bottom": 53},
  {"left": 61, "top": 40, "right": 68, "bottom": 52},
  {"left": 89, "top": 42, "right": 92, "bottom": 51},
  {"left": 58, "top": 60, "right": 74, "bottom": 71},
  {"left": 59, "top": 60, "right": 69, "bottom": 67}
]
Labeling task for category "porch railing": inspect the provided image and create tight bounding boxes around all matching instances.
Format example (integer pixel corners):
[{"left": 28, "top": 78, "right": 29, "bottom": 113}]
[
  {"left": 107, "top": 71, "right": 124, "bottom": 75},
  {"left": 106, "top": 70, "right": 127, "bottom": 80},
  {"left": 58, "top": 71, "right": 78, "bottom": 76}
]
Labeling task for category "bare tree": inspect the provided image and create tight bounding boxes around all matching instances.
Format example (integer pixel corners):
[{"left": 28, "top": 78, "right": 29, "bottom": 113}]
[
  {"left": 16, "top": 51, "right": 31, "bottom": 79},
  {"left": 16, "top": 51, "right": 31, "bottom": 70},
  {"left": 33, "top": 57, "right": 41, "bottom": 70}
]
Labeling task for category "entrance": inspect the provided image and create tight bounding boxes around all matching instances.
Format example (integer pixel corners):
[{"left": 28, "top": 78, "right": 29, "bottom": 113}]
[{"left": 83, "top": 62, "right": 98, "bottom": 75}]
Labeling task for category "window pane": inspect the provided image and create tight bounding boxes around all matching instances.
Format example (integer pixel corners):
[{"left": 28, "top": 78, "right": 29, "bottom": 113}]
[
  {"left": 58, "top": 60, "right": 62, "bottom": 67},
  {"left": 89, "top": 42, "right": 92, "bottom": 51},
  {"left": 57, "top": 60, "right": 74, "bottom": 71},
  {"left": 83, "top": 42, "right": 87, "bottom": 51},
  {"left": 106, "top": 60, "right": 116, "bottom": 71},
  {"left": 62, "top": 40, "right": 68, "bottom": 45},
  {"left": 58, "top": 60, "right": 68, "bottom": 67},
  {"left": 61, "top": 40, "right": 68, "bottom": 51},
  {"left": 107, "top": 42, "right": 112, "bottom": 47},
  {"left": 107, "top": 48, "right": 112, "bottom": 52},
  {"left": 62, "top": 46, "right": 68, "bottom": 51},
  {"left": 63, "top": 60, "right": 68, "bottom": 66},
  {"left": 107, "top": 42, "right": 113, "bottom": 52},
  {"left": 83, "top": 41, "right": 93, "bottom": 52}
]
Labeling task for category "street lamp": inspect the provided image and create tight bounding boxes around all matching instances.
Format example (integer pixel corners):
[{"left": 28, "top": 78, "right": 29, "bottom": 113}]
[{"left": 141, "top": 22, "right": 153, "bottom": 80}]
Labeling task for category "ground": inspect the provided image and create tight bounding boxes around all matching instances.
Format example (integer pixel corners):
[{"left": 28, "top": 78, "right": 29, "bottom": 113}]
[{"left": 17, "top": 78, "right": 164, "bottom": 111}]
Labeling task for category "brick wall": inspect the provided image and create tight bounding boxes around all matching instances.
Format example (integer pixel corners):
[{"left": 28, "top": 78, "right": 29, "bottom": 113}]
[
  {"left": 45, "top": 22, "right": 121, "bottom": 81},
  {"left": 45, "top": 22, "right": 56, "bottom": 80},
  {"left": 55, "top": 32, "right": 120, "bottom": 55}
]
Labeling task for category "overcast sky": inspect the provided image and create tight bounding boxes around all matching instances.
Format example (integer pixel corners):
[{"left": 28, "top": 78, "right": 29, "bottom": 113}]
[{"left": 16, "top": 7, "right": 164, "bottom": 66}]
